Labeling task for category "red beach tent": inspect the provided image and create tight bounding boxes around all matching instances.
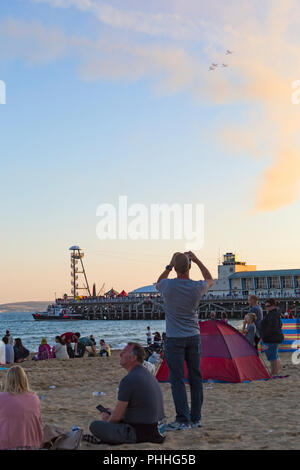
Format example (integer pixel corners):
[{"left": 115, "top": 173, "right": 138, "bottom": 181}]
[{"left": 156, "top": 320, "right": 270, "bottom": 383}]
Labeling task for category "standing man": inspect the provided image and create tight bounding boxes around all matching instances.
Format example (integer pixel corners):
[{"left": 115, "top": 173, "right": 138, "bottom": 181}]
[
  {"left": 260, "top": 299, "right": 284, "bottom": 377},
  {"left": 156, "top": 251, "right": 214, "bottom": 430},
  {"left": 245, "top": 295, "right": 263, "bottom": 350}
]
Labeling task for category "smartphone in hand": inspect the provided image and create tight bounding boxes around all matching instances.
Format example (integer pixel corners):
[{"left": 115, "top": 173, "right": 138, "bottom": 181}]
[{"left": 96, "top": 404, "right": 111, "bottom": 415}]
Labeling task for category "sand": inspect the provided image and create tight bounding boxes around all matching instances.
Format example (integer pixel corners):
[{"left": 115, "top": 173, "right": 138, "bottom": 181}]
[{"left": 0, "top": 351, "right": 299, "bottom": 450}]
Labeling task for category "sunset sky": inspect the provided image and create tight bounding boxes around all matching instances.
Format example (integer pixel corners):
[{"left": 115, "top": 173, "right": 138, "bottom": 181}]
[{"left": 1, "top": 0, "right": 300, "bottom": 304}]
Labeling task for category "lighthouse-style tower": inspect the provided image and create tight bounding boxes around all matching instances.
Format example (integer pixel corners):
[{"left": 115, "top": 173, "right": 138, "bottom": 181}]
[{"left": 69, "top": 245, "right": 91, "bottom": 299}]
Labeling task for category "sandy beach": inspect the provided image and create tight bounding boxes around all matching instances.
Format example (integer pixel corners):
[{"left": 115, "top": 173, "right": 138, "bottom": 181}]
[{"left": 0, "top": 351, "right": 299, "bottom": 450}]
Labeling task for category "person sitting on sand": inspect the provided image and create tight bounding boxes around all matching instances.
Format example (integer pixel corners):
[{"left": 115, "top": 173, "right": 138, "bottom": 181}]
[
  {"left": 99, "top": 339, "right": 111, "bottom": 357},
  {"left": 85, "top": 342, "right": 165, "bottom": 445},
  {"left": 2, "top": 336, "right": 14, "bottom": 364},
  {"left": 37, "top": 338, "right": 53, "bottom": 361},
  {"left": 0, "top": 366, "right": 43, "bottom": 450},
  {"left": 53, "top": 336, "right": 69, "bottom": 360},
  {"left": 60, "top": 332, "right": 80, "bottom": 358},
  {"left": 242, "top": 314, "right": 257, "bottom": 346},
  {"left": 13, "top": 338, "right": 30, "bottom": 363}
]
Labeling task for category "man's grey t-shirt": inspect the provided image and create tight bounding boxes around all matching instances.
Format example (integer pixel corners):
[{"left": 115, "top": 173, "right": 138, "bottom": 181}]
[
  {"left": 249, "top": 305, "right": 263, "bottom": 336},
  {"left": 158, "top": 278, "right": 210, "bottom": 338},
  {"left": 118, "top": 365, "right": 164, "bottom": 424}
]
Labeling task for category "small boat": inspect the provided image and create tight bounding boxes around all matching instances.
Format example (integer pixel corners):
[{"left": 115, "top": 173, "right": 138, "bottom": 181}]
[{"left": 32, "top": 304, "right": 84, "bottom": 321}]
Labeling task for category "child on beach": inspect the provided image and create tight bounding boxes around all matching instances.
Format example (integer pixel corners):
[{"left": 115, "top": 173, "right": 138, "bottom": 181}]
[
  {"left": 37, "top": 338, "right": 53, "bottom": 360},
  {"left": 243, "top": 313, "right": 257, "bottom": 346}
]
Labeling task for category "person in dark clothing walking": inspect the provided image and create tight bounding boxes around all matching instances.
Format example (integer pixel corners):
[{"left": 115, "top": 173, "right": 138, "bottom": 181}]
[{"left": 260, "top": 299, "right": 284, "bottom": 377}]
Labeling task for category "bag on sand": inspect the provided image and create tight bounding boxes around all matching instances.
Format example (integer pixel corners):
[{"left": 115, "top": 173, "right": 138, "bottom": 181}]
[
  {"left": 143, "top": 360, "right": 156, "bottom": 375},
  {"left": 42, "top": 424, "right": 83, "bottom": 450}
]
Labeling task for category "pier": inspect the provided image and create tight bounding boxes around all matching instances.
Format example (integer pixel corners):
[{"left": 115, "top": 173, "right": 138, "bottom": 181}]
[
  {"left": 58, "top": 295, "right": 300, "bottom": 320},
  {"left": 47, "top": 247, "right": 300, "bottom": 321}
]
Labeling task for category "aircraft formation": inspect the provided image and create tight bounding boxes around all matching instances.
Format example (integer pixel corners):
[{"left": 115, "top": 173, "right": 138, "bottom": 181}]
[{"left": 209, "top": 50, "right": 233, "bottom": 71}]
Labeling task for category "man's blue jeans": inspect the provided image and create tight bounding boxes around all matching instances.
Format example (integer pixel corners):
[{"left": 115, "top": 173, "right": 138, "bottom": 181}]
[{"left": 165, "top": 334, "right": 203, "bottom": 424}]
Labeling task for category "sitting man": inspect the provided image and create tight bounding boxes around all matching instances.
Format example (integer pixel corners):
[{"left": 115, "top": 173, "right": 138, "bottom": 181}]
[{"left": 87, "top": 342, "right": 165, "bottom": 445}]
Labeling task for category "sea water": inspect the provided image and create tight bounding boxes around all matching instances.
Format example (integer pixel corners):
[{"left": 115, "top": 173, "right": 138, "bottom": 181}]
[{"left": 0, "top": 312, "right": 243, "bottom": 353}]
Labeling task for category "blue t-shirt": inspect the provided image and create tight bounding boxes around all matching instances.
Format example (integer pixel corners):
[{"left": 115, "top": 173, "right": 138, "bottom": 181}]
[{"left": 158, "top": 278, "right": 210, "bottom": 338}]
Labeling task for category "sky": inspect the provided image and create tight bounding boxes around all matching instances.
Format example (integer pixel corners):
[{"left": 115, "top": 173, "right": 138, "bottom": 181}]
[{"left": 1, "top": 0, "right": 300, "bottom": 303}]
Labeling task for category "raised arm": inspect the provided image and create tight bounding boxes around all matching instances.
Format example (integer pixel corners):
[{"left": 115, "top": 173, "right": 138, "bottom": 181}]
[
  {"left": 186, "top": 251, "right": 214, "bottom": 288},
  {"left": 155, "top": 252, "right": 179, "bottom": 290}
]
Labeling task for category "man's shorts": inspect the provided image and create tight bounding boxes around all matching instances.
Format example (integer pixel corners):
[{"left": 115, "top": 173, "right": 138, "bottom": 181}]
[{"left": 264, "top": 343, "right": 279, "bottom": 362}]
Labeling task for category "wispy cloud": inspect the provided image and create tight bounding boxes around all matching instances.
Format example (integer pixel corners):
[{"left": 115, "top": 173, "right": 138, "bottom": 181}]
[
  {"left": 33, "top": 0, "right": 211, "bottom": 40},
  {"left": 3, "top": 0, "right": 300, "bottom": 211}
]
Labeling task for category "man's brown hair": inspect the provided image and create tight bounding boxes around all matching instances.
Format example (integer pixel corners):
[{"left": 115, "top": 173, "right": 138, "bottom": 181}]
[{"left": 127, "top": 342, "right": 145, "bottom": 363}]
